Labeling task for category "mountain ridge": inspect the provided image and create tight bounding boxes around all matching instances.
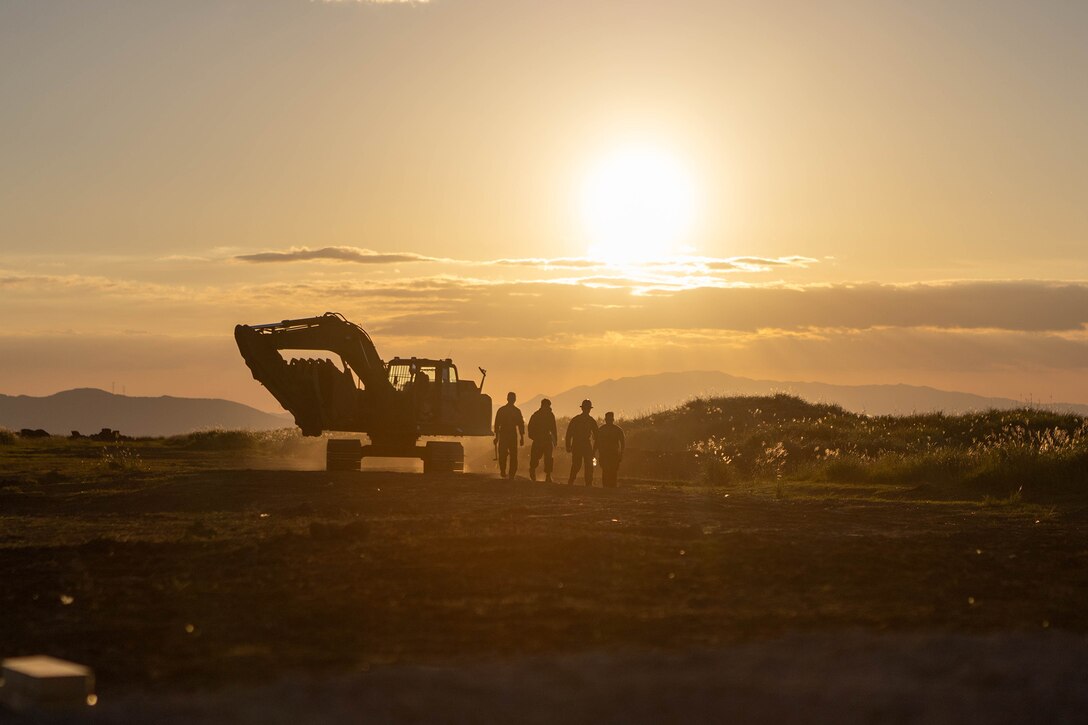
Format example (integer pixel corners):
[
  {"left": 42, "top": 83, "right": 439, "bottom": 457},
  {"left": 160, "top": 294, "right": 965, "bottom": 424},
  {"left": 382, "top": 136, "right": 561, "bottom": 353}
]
[
  {"left": 524, "top": 371, "right": 1088, "bottom": 419},
  {"left": 0, "top": 388, "right": 289, "bottom": 437}
]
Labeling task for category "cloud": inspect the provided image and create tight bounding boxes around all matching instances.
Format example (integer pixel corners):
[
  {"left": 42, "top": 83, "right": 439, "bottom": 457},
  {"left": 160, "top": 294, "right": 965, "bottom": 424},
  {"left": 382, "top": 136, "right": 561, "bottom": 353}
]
[
  {"left": 234, "top": 247, "right": 445, "bottom": 264},
  {"left": 231, "top": 247, "right": 819, "bottom": 277},
  {"left": 702, "top": 256, "right": 818, "bottom": 272},
  {"left": 18, "top": 271, "right": 1082, "bottom": 338},
  {"left": 363, "top": 279, "right": 1088, "bottom": 339},
  {"left": 487, "top": 257, "right": 603, "bottom": 269},
  {"left": 157, "top": 254, "right": 211, "bottom": 263},
  {"left": 0, "top": 273, "right": 184, "bottom": 298},
  {"left": 8, "top": 267, "right": 1088, "bottom": 352}
]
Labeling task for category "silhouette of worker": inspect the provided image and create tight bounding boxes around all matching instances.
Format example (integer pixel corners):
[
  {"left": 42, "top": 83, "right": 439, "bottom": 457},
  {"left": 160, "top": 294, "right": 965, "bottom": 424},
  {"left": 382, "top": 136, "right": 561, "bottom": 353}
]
[
  {"left": 494, "top": 391, "right": 525, "bottom": 479},
  {"left": 565, "top": 399, "right": 598, "bottom": 485},
  {"left": 596, "top": 411, "right": 626, "bottom": 488},
  {"left": 412, "top": 369, "right": 432, "bottom": 420},
  {"left": 527, "top": 398, "right": 558, "bottom": 482}
]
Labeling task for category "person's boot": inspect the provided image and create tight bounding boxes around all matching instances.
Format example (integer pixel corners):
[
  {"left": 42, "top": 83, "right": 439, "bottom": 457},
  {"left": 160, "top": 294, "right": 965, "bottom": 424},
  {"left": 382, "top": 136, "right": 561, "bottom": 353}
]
[
  {"left": 545, "top": 474, "right": 553, "bottom": 483},
  {"left": 529, "top": 468, "right": 536, "bottom": 481}
]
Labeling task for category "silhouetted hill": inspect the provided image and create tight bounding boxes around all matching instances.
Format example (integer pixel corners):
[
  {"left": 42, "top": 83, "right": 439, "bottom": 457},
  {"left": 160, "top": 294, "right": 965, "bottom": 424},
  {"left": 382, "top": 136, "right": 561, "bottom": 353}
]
[
  {"left": 526, "top": 371, "right": 1088, "bottom": 418},
  {"left": 0, "top": 389, "right": 289, "bottom": 438}
]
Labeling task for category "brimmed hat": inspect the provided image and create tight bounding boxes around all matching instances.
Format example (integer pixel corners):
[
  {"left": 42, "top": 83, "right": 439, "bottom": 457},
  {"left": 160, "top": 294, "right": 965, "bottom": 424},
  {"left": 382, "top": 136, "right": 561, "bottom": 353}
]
[{"left": 581, "top": 399, "right": 593, "bottom": 409}]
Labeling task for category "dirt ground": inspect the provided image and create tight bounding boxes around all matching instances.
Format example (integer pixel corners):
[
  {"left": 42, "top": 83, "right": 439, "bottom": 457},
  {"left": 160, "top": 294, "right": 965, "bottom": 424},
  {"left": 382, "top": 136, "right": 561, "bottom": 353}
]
[{"left": 2, "top": 451, "right": 1088, "bottom": 722}]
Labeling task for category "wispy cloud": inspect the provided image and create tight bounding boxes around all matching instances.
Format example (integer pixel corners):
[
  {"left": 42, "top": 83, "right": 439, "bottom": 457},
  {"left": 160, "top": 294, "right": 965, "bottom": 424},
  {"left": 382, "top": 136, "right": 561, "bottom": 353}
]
[
  {"left": 0, "top": 273, "right": 186, "bottom": 298},
  {"left": 231, "top": 246, "right": 818, "bottom": 278},
  {"left": 359, "top": 279, "right": 1088, "bottom": 339},
  {"left": 487, "top": 257, "right": 603, "bottom": 269},
  {"left": 234, "top": 247, "right": 447, "bottom": 264},
  {"left": 702, "top": 256, "right": 818, "bottom": 272}
]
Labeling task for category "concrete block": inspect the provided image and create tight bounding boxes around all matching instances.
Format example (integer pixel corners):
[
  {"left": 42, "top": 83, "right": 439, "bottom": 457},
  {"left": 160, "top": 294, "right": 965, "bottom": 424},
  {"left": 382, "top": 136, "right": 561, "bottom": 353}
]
[{"left": 1, "top": 655, "right": 95, "bottom": 712}]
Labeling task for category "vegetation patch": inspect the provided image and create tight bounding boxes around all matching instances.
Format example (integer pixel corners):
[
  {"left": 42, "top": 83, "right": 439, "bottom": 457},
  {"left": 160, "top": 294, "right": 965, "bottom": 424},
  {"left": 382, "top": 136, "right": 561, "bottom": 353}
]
[
  {"left": 617, "top": 394, "right": 1088, "bottom": 498},
  {"left": 163, "top": 428, "right": 303, "bottom": 453}
]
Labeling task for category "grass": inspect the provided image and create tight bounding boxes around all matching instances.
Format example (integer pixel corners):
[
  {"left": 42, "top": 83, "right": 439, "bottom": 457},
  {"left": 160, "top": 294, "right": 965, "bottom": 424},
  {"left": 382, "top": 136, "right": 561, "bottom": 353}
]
[
  {"left": 0, "top": 428, "right": 314, "bottom": 485},
  {"left": 615, "top": 394, "right": 1088, "bottom": 500},
  {"left": 164, "top": 428, "right": 267, "bottom": 450}
]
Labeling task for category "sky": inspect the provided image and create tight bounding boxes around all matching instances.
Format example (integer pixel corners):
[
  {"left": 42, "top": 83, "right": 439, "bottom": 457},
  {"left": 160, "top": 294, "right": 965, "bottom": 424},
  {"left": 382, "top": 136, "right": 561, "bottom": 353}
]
[{"left": 2, "top": 0, "right": 1087, "bottom": 411}]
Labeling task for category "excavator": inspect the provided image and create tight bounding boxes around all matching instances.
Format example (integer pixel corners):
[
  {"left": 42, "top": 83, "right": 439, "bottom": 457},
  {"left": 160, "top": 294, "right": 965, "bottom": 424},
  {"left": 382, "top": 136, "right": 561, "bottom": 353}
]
[{"left": 234, "top": 313, "right": 492, "bottom": 472}]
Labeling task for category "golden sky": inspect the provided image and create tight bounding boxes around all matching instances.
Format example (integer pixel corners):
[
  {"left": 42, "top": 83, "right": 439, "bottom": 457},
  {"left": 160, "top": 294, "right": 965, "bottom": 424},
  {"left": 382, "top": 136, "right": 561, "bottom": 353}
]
[{"left": 2, "top": 0, "right": 1086, "bottom": 409}]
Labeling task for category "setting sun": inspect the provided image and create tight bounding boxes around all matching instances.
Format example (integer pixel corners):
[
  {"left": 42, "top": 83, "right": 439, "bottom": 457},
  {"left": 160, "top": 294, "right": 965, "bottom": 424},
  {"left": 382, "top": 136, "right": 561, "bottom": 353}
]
[{"left": 579, "top": 147, "right": 697, "bottom": 264}]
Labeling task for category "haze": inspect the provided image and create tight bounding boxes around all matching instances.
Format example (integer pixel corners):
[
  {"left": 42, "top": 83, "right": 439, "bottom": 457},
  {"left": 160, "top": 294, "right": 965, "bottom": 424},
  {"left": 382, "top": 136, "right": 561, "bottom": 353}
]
[{"left": 2, "top": 0, "right": 1086, "bottom": 410}]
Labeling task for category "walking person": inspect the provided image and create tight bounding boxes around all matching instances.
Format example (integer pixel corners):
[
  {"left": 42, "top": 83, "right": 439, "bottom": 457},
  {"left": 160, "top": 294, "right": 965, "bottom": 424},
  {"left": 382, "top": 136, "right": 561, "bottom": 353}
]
[
  {"left": 494, "top": 391, "right": 525, "bottom": 479},
  {"left": 596, "top": 411, "right": 626, "bottom": 488},
  {"left": 565, "top": 399, "right": 598, "bottom": 485},
  {"left": 527, "top": 399, "right": 558, "bottom": 482}
]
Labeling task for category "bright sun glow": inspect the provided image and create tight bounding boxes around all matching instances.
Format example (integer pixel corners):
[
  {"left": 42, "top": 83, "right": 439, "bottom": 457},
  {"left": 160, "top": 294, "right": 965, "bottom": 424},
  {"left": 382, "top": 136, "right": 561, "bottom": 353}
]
[{"left": 580, "top": 147, "right": 697, "bottom": 265}]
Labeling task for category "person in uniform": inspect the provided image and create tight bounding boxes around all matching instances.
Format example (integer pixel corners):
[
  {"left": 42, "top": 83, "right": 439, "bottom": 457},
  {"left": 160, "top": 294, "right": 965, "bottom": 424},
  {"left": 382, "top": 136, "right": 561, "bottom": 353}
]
[
  {"left": 596, "top": 411, "right": 626, "bottom": 488},
  {"left": 493, "top": 391, "right": 525, "bottom": 479},
  {"left": 527, "top": 399, "right": 558, "bottom": 482},
  {"left": 564, "top": 399, "right": 598, "bottom": 486}
]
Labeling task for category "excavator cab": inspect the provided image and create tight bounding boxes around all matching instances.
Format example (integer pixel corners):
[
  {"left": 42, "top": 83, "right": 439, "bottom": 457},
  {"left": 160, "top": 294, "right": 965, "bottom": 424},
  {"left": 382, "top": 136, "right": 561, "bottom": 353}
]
[{"left": 386, "top": 358, "right": 458, "bottom": 391}]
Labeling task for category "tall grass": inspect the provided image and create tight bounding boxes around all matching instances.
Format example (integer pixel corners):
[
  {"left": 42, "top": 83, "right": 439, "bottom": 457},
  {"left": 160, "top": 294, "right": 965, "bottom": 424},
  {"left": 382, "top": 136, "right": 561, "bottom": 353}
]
[
  {"left": 164, "top": 428, "right": 302, "bottom": 452},
  {"left": 621, "top": 394, "right": 1088, "bottom": 496},
  {"left": 0, "top": 428, "right": 15, "bottom": 445}
]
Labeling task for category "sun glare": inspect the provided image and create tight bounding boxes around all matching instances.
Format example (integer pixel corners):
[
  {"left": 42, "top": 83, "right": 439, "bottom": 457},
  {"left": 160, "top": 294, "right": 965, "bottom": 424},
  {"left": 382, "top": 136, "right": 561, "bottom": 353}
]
[{"left": 580, "top": 147, "right": 697, "bottom": 265}]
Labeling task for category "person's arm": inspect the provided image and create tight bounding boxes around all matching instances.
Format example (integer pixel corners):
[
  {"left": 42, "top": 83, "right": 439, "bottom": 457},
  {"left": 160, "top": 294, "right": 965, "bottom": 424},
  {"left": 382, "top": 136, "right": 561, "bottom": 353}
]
[
  {"left": 564, "top": 420, "right": 573, "bottom": 452},
  {"left": 493, "top": 408, "right": 501, "bottom": 442},
  {"left": 550, "top": 415, "right": 558, "bottom": 446},
  {"left": 518, "top": 411, "right": 525, "bottom": 445},
  {"left": 619, "top": 428, "right": 626, "bottom": 458}
]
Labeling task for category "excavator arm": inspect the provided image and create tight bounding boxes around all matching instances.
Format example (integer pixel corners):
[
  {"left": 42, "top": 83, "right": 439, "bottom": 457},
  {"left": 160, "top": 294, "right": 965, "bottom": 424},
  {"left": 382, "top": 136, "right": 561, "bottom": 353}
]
[
  {"left": 235, "top": 312, "right": 400, "bottom": 436},
  {"left": 235, "top": 313, "right": 392, "bottom": 394}
]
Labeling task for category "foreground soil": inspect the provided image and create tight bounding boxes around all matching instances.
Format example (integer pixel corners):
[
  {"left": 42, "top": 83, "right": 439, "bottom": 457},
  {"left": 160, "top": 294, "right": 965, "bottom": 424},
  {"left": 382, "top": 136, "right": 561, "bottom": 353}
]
[{"left": 2, "top": 457, "right": 1088, "bottom": 720}]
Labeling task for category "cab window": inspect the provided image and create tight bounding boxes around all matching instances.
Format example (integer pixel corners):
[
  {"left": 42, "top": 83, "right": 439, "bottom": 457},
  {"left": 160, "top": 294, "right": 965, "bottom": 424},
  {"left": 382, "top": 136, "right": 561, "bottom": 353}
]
[{"left": 388, "top": 364, "right": 412, "bottom": 391}]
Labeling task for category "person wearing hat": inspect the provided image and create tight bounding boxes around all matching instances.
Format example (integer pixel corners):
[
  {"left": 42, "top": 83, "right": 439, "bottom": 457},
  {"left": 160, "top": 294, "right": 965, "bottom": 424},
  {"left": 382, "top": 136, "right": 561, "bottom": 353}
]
[
  {"left": 564, "top": 399, "right": 598, "bottom": 485},
  {"left": 596, "top": 411, "right": 626, "bottom": 487},
  {"left": 527, "top": 398, "right": 558, "bottom": 482}
]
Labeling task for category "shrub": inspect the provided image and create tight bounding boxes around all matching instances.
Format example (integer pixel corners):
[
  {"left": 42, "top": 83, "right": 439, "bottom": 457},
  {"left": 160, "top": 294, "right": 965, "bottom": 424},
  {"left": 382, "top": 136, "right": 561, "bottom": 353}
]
[{"left": 98, "top": 445, "right": 147, "bottom": 473}]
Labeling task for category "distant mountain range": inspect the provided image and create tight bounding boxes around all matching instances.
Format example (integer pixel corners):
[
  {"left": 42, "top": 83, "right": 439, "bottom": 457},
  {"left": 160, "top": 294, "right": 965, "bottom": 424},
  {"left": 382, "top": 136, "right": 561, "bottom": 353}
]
[
  {"left": 7, "top": 375, "right": 1086, "bottom": 439},
  {"left": 0, "top": 388, "right": 289, "bottom": 438},
  {"left": 525, "top": 371, "right": 1088, "bottom": 419}
]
